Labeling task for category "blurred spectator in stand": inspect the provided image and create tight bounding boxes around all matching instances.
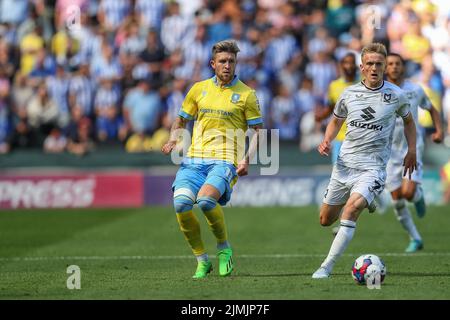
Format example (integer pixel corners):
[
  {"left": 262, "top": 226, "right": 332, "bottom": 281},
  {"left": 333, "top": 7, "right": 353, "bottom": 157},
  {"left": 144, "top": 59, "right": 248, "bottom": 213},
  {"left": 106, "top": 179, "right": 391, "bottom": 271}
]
[
  {"left": 26, "top": 82, "right": 59, "bottom": 145},
  {"left": 305, "top": 50, "right": 337, "bottom": 98},
  {"left": 0, "top": 0, "right": 29, "bottom": 27},
  {"left": 51, "top": 26, "right": 80, "bottom": 66},
  {"left": 33, "top": 0, "right": 54, "bottom": 44},
  {"left": 402, "top": 16, "right": 431, "bottom": 76},
  {"left": 67, "top": 115, "right": 95, "bottom": 156},
  {"left": 11, "top": 72, "right": 33, "bottom": 119},
  {"left": 247, "top": 77, "right": 273, "bottom": 129},
  {"left": 69, "top": 62, "right": 94, "bottom": 117},
  {"left": 165, "top": 78, "right": 186, "bottom": 125},
  {"left": 28, "top": 48, "right": 56, "bottom": 83},
  {"left": 138, "top": 28, "right": 166, "bottom": 86},
  {"left": 19, "top": 25, "right": 44, "bottom": 75},
  {"left": 207, "top": 9, "right": 232, "bottom": 45},
  {"left": 90, "top": 41, "right": 123, "bottom": 85},
  {"left": 0, "top": 40, "right": 15, "bottom": 81},
  {"left": 413, "top": 54, "right": 444, "bottom": 134},
  {"left": 263, "top": 26, "right": 300, "bottom": 83},
  {"left": 97, "top": 0, "right": 132, "bottom": 36},
  {"left": 67, "top": 12, "right": 100, "bottom": 68},
  {"left": 180, "top": 24, "right": 210, "bottom": 82},
  {"left": 94, "top": 77, "right": 125, "bottom": 143},
  {"left": 134, "top": 0, "right": 165, "bottom": 31},
  {"left": 278, "top": 52, "right": 303, "bottom": 94},
  {"left": 122, "top": 77, "right": 163, "bottom": 152},
  {"left": 46, "top": 64, "right": 71, "bottom": 129},
  {"left": 307, "top": 26, "right": 334, "bottom": 59},
  {"left": 160, "top": 1, "right": 196, "bottom": 54},
  {"left": 8, "top": 117, "right": 35, "bottom": 150},
  {"left": 296, "top": 76, "right": 323, "bottom": 152},
  {"left": 0, "top": 69, "right": 11, "bottom": 153},
  {"left": 118, "top": 19, "right": 145, "bottom": 68},
  {"left": 43, "top": 126, "right": 67, "bottom": 153},
  {"left": 232, "top": 23, "right": 258, "bottom": 81},
  {"left": 295, "top": 76, "right": 317, "bottom": 122},
  {"left": 314, "top": 51, "right": 358, "bottom": 162},
  {"left": 386, "top": 0, "right": 410, "bottom": 54},
  {"left": 271, "top": 84, "right": 299, "bottom": 142},
  {"left": 325, "top": 0, "right": 355, "bottom": 38}
]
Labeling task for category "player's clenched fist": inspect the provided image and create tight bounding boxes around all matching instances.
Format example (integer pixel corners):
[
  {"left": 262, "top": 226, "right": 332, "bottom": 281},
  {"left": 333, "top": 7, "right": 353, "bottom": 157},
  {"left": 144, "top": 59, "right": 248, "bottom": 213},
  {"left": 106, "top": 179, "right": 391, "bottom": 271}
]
[
  {"left": 318, "top": 140, "right": 331, "bottom": 156},
  {"left": 431, "top": 130, "right": 443, "bottom": 144}
]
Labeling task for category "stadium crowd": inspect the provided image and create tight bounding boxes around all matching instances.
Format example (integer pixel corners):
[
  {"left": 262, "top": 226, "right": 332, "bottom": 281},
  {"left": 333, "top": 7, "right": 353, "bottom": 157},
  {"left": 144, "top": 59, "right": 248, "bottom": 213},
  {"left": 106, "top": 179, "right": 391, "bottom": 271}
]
[{"left": 0, "top": 0, "right": 449, "bottom": 155}]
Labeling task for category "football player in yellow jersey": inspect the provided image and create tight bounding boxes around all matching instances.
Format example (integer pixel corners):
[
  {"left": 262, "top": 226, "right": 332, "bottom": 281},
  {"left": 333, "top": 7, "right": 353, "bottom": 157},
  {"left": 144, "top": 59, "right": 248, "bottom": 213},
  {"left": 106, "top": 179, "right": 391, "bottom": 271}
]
[
  {"left": 162, "top": 40, "right": 263, "bottom": 279},
  {"left": 315, "top": 52, "right": 359, "bottom": 164}
]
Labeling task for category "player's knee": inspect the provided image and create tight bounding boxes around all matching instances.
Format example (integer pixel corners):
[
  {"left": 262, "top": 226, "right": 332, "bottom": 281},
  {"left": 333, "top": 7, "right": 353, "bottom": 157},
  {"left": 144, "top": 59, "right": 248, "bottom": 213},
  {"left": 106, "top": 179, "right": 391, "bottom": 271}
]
[
  {"left": 319, "top": 211, "right": 335, "bottom": 226},
  {"left": 174, "top": 199, "right": 194, "bottom": 213},
  {"left": 197, "top": 196, "right": 217, "bottom": 212},
  {"left": 320, "top": 215, "right": 334, "bottom": 227},
  {"left": 173, "top": 188, "right": 196, "bottom": 213}
]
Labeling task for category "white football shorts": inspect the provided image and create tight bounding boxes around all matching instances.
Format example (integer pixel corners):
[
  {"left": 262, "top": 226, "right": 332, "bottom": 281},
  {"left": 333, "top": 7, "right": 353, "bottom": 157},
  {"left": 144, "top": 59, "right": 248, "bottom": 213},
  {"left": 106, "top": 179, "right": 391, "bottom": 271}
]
[
  {"left": 385, "top": 149, "right": 423, "bottom": 192},
  {"left": 323, "top": 163, "right": 386, "bottom": 206}
]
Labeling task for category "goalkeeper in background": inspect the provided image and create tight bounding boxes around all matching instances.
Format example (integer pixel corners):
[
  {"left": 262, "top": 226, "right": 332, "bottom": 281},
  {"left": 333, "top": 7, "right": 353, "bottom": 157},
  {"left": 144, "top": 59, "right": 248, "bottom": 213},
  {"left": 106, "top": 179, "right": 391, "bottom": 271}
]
[{"left": 162, "top": 40, "right": 263, "bottom": 279}]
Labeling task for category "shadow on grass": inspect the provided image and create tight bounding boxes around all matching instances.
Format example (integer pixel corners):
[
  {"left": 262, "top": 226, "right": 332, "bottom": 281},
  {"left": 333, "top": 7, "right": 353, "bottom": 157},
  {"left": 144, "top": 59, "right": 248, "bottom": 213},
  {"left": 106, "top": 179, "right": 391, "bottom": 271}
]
[{"left": 234, "top": 271, "right": 450, "bottom": 277}]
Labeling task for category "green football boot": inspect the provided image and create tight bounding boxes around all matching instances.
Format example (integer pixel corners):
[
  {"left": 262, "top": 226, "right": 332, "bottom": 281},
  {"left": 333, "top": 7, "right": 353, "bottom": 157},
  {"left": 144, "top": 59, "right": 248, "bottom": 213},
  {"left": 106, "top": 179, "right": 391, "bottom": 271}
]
[
  {"left": 218, "top": 248, "right": 234, "bottom": 277},
  {"left": 192, "top": 260, "right": 213, "bottom": 279}
]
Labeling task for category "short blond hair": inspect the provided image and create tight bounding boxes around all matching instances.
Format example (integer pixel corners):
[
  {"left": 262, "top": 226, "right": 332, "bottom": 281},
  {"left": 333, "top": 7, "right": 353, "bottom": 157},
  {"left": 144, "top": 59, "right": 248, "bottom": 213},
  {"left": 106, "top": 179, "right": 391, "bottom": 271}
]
[
  {"left": 212, "top": 40, "right": 240, "bottom": 59},
  {"left": 361, "top": 43, "right": 387, "bottom": 61}
]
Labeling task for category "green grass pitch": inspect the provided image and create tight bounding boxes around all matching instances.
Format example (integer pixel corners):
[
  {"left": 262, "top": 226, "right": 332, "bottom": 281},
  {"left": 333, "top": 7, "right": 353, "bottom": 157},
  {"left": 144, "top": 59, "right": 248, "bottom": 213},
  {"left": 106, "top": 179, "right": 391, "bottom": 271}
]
[{"left": 0, "top": 205, "right": 449, "bottom": 299}]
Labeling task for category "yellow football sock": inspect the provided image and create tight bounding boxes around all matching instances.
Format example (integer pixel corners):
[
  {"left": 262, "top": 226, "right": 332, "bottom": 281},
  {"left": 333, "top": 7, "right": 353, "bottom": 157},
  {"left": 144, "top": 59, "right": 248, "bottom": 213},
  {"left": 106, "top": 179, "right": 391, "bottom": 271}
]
[
  {"left": 203, "top": 204, "right": 228, "bottom": 244},
  {"left": 176, "top": 210, "right": 205, "bottom": 256}
]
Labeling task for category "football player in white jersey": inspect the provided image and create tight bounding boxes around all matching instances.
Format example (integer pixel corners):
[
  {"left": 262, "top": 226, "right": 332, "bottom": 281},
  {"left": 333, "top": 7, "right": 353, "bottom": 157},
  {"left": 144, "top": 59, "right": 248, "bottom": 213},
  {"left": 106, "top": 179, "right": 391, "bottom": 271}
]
[
  {"left": 385, "top": 53, "right": 443, "bottom": 253},
  {"left": 312, "top": 43, "right": 417, "bottom": 279}
]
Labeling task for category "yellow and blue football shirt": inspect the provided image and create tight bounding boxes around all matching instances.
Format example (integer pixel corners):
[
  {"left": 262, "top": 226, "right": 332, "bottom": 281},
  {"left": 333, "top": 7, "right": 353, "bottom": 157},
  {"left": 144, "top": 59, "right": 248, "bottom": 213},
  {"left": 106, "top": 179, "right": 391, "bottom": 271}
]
[
  {"left": 179, "top": 76, "right": 263, "bottom": 166},
  {"left": 327, "top": 77, "right": 359, "bottom": 142}
]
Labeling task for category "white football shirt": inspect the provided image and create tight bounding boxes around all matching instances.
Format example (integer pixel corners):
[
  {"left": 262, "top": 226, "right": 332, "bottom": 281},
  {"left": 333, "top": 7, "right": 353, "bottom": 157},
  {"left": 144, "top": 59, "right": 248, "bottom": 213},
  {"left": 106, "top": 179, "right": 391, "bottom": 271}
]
[
  {"left": 334, "top": 80, "right": 411, "bottom": 170},
  {"left": 391, "top": 80, "right": 432, "bottom": 156}
]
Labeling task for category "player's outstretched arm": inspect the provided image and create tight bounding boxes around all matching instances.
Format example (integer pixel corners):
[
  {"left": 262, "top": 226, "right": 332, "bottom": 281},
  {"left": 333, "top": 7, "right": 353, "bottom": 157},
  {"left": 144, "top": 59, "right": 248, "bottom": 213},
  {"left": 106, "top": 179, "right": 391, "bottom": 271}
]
[
  {"left": 161, "top": 117, "right": 188, "bottom": 155},
  {"left": 237, "top": 124, "right": 263, "bottom": 177},
  {"left": 317, "top": 116, "right": 345, "bottom": 156},
  {"left": 428, "top": 105, "right": 444, "bottom": 143},
  {"left": 402, "top": 113, "right": 417, "bottom": 179}
]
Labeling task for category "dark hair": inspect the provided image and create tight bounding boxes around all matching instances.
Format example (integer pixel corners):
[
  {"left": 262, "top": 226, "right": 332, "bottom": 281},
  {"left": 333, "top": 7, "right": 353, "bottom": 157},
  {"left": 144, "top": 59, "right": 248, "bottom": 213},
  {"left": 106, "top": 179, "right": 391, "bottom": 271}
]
[
  {"left": 387, "top": 52, "right": 405, "bottom": 65},
  {"left": 340, "top": 52, "right": 356, "bottom": 63}
]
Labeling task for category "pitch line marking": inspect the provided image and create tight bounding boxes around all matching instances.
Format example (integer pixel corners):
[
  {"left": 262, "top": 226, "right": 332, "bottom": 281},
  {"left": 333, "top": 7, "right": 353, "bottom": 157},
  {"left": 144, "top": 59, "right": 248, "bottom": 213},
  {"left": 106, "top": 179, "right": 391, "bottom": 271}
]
[{"left": 1, "top": 252, "right": 450, "bottom": 262}]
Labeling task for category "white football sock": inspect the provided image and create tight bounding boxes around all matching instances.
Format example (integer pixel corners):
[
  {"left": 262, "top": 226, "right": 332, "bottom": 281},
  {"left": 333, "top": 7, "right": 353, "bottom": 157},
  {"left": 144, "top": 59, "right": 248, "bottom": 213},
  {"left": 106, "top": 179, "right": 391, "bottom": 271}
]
[
  {"left": 196, "top": 253, "right": 209, "bottom": 262},
  {"left": 393, "top": 199, "right": 422, "bottom": 241},
  {"left": 321, "top": 219, "right": 356, "bottom": 271}
]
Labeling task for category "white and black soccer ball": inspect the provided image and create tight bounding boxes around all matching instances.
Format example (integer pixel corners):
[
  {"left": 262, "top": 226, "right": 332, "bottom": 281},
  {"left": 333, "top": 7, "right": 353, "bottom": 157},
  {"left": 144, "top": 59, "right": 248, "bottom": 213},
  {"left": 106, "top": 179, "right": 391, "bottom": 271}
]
[{"left": 352, "top": 254, "right": 386, "bottom": 285}]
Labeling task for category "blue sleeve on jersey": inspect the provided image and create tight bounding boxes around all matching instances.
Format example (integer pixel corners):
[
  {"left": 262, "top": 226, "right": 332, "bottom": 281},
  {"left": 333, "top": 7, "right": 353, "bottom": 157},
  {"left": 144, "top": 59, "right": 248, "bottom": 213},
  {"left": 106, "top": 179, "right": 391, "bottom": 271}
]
[
  {"left": 247, "top": 117, "right": 263, "bottom": 126},
  {"left": 179, "top": 110, "right": 195, "bottom": 120}
]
